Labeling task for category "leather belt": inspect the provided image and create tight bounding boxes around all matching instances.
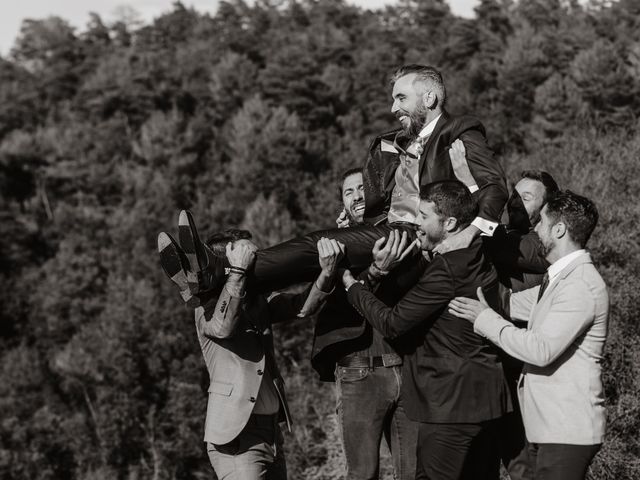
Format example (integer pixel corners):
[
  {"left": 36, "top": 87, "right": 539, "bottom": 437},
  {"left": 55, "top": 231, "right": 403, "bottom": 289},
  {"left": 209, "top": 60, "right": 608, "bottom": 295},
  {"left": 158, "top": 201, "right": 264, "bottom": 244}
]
[{"left": 337, "top": 353, "right": 402, "bottom": 368}]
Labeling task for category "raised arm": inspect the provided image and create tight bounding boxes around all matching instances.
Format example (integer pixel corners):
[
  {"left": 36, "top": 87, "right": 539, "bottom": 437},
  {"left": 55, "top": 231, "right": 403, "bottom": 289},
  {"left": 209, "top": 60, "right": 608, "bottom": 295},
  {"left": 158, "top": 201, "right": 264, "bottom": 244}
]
[
  {"left": 196, "top": 241, "right": 256, "bottom": 339},
  {"left": 268, "top": 238, "right": 344, "bottom": 322},
  {"left": 458, "top": 128, "right": 508, "bottom": 228},
  {"left": 435, "top": 127, "right": 508, "bottom": 254}
]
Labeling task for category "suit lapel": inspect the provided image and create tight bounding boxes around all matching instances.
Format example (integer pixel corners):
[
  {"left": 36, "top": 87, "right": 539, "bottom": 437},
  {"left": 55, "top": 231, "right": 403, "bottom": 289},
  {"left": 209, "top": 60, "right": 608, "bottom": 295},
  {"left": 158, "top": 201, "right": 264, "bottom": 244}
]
[
  {"left": 419, "top": 111, "right": 449, "bottom": 180},
  {"left": 530, "top": 253, "right": 592, "bottom": 326}
]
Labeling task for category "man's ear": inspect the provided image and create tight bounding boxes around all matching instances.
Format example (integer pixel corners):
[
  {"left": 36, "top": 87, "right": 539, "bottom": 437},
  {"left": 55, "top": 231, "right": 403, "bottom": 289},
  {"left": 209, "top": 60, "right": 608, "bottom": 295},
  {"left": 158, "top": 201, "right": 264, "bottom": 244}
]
[
  {"left": 444, "top": 216, "right": 458, "bottom": 232},
  {"left": 422, "top": 91, "right": 437, "bottom": 109},
  {"left": 554, "top": 222, "right": 567, "bottom": 239}
]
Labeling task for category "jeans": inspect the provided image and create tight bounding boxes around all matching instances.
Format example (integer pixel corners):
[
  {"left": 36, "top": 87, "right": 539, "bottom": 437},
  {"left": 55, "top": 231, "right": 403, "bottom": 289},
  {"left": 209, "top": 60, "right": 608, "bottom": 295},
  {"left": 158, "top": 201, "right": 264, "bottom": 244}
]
[
  {"left": 207, "top": 414, "right": 287, "bottom": 480},
  {"left": 335, "top": 364, "right": 418, "bottom": 480},
  {"left": 254, "top": 223, "right": 418, "bottom": 291}
]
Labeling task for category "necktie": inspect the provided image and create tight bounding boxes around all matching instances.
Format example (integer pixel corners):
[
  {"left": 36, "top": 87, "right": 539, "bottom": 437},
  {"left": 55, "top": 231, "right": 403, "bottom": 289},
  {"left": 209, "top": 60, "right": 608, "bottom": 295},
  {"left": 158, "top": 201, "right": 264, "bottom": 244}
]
[{"left": 537, "top": 272, "right": 550, "bottom": 303}]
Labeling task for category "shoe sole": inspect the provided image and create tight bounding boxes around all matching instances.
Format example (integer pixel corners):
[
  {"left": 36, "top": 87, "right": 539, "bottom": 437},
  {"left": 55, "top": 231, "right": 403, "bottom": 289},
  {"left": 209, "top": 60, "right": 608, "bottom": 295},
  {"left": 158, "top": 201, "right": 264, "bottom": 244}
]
[
  {"left": 178, "top": 210, "right": 213, "bottom": 273},
  {"left": 157, "top": 232, "right": 200, "bottom": 307}
]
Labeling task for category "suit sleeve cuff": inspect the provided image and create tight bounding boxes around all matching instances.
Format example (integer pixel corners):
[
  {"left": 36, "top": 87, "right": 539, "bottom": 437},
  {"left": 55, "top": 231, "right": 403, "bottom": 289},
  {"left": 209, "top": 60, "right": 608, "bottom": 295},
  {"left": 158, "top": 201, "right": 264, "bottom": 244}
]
[
  {"left": 346, "top": 281, "right": 366, "bottom": 302},
  {"left": 471, "top": 216, "right": 499, "bottom": 236},
  {"left": 474, "top": 308, "right": 513, "bottom": 345}
]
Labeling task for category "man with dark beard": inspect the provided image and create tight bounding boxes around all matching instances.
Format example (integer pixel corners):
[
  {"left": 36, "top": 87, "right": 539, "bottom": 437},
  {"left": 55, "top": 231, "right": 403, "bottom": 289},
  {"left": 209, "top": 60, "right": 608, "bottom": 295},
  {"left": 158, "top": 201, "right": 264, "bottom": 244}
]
[
  {"left": 449, "top": 191, "right": 607, "bottom": 480},
  {"left": 312, "top": 168, "right": 419, "bottom": 480},
  {"left": 335, "top": 167, "right": 367, "bottom": 228},
  {"left": 186, "top": 65, "right": 508, "bottom": 303}
]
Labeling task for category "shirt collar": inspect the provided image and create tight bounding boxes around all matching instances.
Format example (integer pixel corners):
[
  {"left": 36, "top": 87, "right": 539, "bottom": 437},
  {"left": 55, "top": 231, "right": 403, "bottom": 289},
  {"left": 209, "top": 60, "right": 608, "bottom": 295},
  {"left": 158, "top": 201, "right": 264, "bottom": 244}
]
[
  {"left": 418, "top": 113, "right": 442, "bottom": 139},
  {"left": 547, "top": 249, "right": 587, "bottom": 283}
]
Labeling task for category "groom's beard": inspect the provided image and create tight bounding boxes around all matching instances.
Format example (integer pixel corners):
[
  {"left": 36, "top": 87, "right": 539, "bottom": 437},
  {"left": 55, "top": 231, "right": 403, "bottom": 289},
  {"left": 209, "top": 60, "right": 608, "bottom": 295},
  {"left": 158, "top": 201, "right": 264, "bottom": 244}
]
[{"left": 399, "top": 103, "right": 428, "bottom": 139}]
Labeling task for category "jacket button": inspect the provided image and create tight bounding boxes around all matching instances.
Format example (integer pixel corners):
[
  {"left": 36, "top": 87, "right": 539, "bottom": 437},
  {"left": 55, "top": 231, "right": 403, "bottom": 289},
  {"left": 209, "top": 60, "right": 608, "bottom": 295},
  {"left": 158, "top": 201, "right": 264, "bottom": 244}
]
[
  {"left": 249, "top": 397, "right": 256, "bottom": 403},
  {"left": 257, "top": 369, "right": 264, "bottom": 376}
]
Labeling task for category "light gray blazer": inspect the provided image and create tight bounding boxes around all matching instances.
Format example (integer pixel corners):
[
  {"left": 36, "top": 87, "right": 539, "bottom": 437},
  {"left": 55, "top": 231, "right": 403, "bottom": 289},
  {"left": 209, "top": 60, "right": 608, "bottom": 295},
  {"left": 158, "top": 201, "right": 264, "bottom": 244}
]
[
  {"left": 475, "top": 252, "right": 608, "bottom": 444},
  {"left": 196, "top": 282, "right": 330, "bottom": 445}
]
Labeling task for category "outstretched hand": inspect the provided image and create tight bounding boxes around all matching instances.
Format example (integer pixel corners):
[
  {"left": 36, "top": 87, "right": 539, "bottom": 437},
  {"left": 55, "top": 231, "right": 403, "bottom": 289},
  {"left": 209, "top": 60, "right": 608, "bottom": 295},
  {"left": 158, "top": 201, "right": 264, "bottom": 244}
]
[
  {"left": 448, "top": 287, "right": 491, "bottom": 324},
  {"left": 372, "top": 230, "right": 419, "bottom": 272}
]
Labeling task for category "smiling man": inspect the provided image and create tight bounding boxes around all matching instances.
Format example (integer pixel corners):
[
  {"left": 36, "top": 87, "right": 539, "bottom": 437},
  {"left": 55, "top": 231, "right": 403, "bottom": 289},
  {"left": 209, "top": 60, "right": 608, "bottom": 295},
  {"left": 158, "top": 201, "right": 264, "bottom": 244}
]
[
  {"left": 184, "top": 64, "right": 507, "bottom": 296},
  {"left": 342, "top": 180, "right": 512, "bottom": 480},
  {"left": 449, "top": 191, "right": 607, "bottom": 480},
  {"left": 336, "top": 167, "right": 366, "bottom": 227},
  {"left": 312, "top": 167, "right": 420, "bottom": 480}
]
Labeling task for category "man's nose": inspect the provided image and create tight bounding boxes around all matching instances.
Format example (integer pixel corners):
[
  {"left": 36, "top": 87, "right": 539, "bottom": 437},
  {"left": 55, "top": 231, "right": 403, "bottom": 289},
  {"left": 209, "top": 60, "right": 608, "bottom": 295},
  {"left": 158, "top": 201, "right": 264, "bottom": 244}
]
[
  {"left": 391, "top": 100, "right": 399, "bottom": 113},
  {"left": 354, "top": 190, "right": 364, "bottom": 201}
]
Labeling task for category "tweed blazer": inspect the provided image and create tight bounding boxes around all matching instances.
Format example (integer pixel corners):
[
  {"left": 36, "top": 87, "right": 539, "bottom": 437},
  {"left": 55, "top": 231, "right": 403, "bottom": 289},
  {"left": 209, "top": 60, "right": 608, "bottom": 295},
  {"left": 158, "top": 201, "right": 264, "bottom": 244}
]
[
  {"left": 475, "top": 252, "right": 609, "bottom": 444},
  {"left": 196, "top": 284, "right": 329, "bottom": 445}
]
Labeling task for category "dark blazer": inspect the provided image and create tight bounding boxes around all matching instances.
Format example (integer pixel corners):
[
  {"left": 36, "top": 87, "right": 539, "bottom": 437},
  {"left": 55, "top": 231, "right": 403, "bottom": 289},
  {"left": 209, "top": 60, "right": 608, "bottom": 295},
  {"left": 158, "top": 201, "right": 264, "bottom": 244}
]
[
  {"left": 311, "top": 255, "right": 425, "bottom": 381},
  {"left": 363, "top": 111, "right": 508, "bottom": 225},
  {"left": 347, "top": 238, "right": 512, "bottom": 423},
  {"left": 484, "top": 226, "right": 548, "bottom": 293}
]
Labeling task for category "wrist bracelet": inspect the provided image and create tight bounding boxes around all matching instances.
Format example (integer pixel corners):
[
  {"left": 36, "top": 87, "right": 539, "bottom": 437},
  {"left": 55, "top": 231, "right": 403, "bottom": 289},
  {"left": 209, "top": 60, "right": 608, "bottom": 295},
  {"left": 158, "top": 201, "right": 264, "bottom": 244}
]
[
  {"left": 228, "top": 266, "right": 247, "bottom": 276},
  {"left": 369, "top": 262, "right": 390, "bottom": 277}
]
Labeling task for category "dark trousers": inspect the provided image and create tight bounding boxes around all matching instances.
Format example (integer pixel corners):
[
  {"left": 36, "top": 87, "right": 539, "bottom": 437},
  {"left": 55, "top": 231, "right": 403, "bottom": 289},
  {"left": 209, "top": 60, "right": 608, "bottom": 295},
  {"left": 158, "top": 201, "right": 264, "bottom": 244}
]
[
  {"left": 516, "top": 441, "right": 601, "bottom": 480},
  {"left": 253, "top": 223, "right": 417, "bottom": 291},
  {"left": 499, "top": 358, "right": 528, "bottom": 479},
  {"left": 335, "top": 364, "right": 418, "bottom": 480},
  {"left": 415, "top": 421, "right": 500, "bottom": 480}
]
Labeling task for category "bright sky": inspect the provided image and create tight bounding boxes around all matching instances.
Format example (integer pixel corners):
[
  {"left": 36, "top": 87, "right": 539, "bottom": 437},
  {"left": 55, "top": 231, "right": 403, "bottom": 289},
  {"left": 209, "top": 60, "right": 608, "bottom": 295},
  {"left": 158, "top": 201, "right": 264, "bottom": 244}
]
[{"left": 0, "top": 0, "right": 479, "bottom": 55}]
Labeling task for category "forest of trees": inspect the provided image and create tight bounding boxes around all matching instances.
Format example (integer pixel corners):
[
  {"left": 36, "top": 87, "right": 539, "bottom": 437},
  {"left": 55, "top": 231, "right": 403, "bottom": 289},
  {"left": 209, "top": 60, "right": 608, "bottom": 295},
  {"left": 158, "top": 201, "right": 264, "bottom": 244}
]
[{"left": 0, "top": 0, "right": 639, "bottom": 478}]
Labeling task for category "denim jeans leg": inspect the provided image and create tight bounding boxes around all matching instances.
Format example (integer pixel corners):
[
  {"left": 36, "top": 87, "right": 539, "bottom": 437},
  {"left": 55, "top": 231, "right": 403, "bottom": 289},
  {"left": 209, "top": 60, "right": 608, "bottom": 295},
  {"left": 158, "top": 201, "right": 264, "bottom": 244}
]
[
  {"left": 386, "top": 367, "right": 419, "bottom": 480},
  {"left": 336, "top": 366, "right": 396, "bottom": 480}
]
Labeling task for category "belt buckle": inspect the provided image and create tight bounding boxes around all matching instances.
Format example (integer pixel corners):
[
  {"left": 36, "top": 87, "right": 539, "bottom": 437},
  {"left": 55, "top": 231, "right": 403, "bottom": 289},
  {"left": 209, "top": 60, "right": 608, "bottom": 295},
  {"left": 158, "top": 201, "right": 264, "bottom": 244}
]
[{"left": 381, "top": 354, "right": 400, "bottom": 367}]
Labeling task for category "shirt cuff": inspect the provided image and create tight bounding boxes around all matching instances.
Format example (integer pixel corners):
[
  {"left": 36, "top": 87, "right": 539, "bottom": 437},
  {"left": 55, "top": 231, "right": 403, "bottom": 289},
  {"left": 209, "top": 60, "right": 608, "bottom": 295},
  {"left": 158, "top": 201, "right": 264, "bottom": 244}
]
[
  {"left": 471, "top": 216, "right": 499, "bottom": 236},
  {"left": 468, "top": 184, "right": 479, "bottom": 194}
]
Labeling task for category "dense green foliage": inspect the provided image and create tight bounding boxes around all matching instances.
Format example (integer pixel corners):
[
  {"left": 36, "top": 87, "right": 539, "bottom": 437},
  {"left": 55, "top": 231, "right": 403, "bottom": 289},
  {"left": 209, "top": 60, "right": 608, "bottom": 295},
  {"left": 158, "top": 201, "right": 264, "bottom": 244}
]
[{"left": 1, "top": 0, "right": 639, "bottom": 478}]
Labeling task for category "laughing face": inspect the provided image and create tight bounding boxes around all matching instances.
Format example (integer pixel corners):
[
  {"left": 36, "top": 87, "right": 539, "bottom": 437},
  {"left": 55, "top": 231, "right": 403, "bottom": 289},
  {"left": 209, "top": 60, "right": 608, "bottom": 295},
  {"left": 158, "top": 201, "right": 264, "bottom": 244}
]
[
  {"left": 416, "top": 199, "right": 446, "bottom": 251},
  {"left": 391, "top": 73, "right": 428, "bottom": 138},
  {"left": 341, "top": 172, "right": 365, "bottom": 225}
]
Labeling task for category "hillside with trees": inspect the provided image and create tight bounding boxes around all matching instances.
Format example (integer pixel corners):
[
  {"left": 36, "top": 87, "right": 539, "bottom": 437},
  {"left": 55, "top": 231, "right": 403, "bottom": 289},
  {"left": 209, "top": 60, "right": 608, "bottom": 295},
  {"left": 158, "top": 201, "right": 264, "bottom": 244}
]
[{"left": 0, "top": 0, "right": 639, "bottom": 478}]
